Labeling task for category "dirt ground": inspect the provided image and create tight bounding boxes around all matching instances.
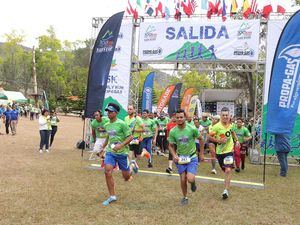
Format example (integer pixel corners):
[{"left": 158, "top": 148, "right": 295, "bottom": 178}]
[{"left": 0, "top": 116, "right": 299, "bottom": 225}]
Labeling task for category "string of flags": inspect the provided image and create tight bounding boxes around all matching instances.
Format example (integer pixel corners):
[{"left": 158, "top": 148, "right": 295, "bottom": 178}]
[{"left": 126, "top": 0, "right": 296, "bottom": 21}]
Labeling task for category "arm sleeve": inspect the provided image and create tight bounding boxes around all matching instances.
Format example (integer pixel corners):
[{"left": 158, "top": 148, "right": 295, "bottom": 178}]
[{"left": 168, "top": 130, "right": 176, "bottom": 144}]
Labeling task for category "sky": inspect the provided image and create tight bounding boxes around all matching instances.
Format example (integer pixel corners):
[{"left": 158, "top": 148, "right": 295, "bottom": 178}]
[{"left": 0, "top": 0, "right": 127, "bottom": 47}]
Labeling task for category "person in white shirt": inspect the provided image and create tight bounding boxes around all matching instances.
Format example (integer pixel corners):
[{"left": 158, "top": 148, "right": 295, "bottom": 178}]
[{"left": 39, "top": 109, "right": 51, "bottom": 153}]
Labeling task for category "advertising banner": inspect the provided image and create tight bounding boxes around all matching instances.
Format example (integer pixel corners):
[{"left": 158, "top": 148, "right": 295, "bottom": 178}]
[
  {"left": 188, "top": 95, "right": 198, "bottom": 117},
  {"left": 85, "top": 11, "right": 124, "bottom": 118},
  {"left": 168, "top": 83, "right": 182, "bottom": 115},
  {"left": 181, "top": 88, "right": 195, "bottom": 115},
  {"left": 142, "top": 72, "right": 155, "bottom": 112},
  {"left": 102, "top": 20, "right": 133, "bottom": 120},
  {"left": 139, "top": 20, "right": 260, "bottom": 62},
  {"left": 157, "top": 85, "right": 176, "bottom": 114},
  {"left": 263, "top": 16, "right": 300, "bottom": 157}
]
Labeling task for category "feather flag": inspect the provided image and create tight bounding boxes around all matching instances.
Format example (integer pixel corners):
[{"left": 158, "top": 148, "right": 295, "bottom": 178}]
[{"left": 243, "top": 0, "right": 251, "bottom": 18}]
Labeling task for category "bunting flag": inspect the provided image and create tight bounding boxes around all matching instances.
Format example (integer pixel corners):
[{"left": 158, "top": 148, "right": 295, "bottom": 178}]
[
  {"left": 126, "top": 0, "right": 139, "bottom": 19},
  {"left": 201, "top": 0, "right": 208, "bottom": 10},
  {"left": 155, "top": 1, "right": 165, "bottom": 17},
  {"left": 222, "top": 0, "right": 227, "bottom": 21},
  {"left": 180, "top": 88, "right": 195, "bottom": 115},
  {"left": 156, "top": 85, "right": 176, "bottom": 114},
  {"left": 142, "top": 72, "right": 155, "bottom": 112},
  {"left": 216, "top": 0, "right": 222, "bottom": 16},
  {"left": 207, "top": 0, "right": 216, "bottom": 18},
  {"left": 181, "top": 0, "right": 197, "bottom": 17},
  {"left": 230, "top": 0, "right": 238, "bottom": 16},
  {"left": 277, "top": 4, "right": 286, "bottom": 14},
  {"left": 168, "top": 83, "right": 182, "bottom": 116},
  {"left": 266, "top": 9, "right": 300, "bottom": 134},
  {"left": 251, "top": 0, "right": 258, "bottom": 15},
  {"left": 262, "top": 0, "right": 273, "bottom": 18},
  {"left": 85, "top": 12, "right": 124, "bottom": 118},
  {"left": 243, "top": 0, "right": 251, "bottom": 18}
]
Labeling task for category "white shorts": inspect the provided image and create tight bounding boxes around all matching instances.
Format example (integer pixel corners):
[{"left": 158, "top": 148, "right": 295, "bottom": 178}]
[{"left": 93, "top": 138, "right": 106, "bottom": 153}]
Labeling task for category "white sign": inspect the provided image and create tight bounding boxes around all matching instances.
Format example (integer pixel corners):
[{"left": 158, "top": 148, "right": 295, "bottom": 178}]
[
  {"left": 217, "top": 102, "right": 235, "bottom": 116},
  {"left": 103, "top": 21, "right": 133, "bottom": 119},
  {"left": 139, "top": 20, "right": 260, "bottom": 62}
]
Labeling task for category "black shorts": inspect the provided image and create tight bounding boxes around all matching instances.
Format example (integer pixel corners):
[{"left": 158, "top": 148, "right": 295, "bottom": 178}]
[
  {"left": 129, "top": 143, "right": 142, "bottom": 156},
  {"left": 157, "top": 135, "right": 168, "bottom": 150},
  {"left": 216, "top": 152, "right": 234, "bottom": 172}
]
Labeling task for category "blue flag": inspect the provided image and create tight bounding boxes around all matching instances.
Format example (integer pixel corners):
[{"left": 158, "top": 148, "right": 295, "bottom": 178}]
[
  {"left": 168, "top": 83, "right": 182, "bottom": 116},
  {"left": 266, "top": 10, "right": 300, "bottom": 134},
  {"left": 85, "top": 11, "right": 124, "bottom": 118},
  {"left": 142, "top": 72, "right": 155, "bottom": 112}
]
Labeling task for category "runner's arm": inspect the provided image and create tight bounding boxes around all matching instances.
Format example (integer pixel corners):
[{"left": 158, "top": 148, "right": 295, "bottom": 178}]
[
  {"left": 168, "top": 143, "right": 179, "bottom": 163},
  {"left": 91, "top": 129, "right": 96, "bottom": 143},
  {"left": 198, "top": 135, "right": 205, "bottom": 161},
  {"left": 231, "top": 131, "right": 240, "bottom": 146}
]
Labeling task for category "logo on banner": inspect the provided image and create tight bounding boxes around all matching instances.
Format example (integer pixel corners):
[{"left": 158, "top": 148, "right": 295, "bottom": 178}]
[
  {"left": 173, "top": 89, "right": 179, "bottom": 98},
  {"left": 143, "top": 48, "right": 163, "bottom": 56},
  {"left": 144, "top": 25, "right": 158, "bottom": 41},
  {"left": 144, "top": 87, "right": 152, "bottom": 107},
  {"left": 278, "top": 44, "right": 300, "bottom": 109},
  {"left": 110, "top": 59, "right": 117, "bottom": 70},
  {"left": 237, "top": 23, "right": 252, "bottom": 40},
  {"left": 233, "top": 42, "right": 254, "bottom": 57},
  {"left": 97, "top": 30, "right": 114, "bottom": 53}
]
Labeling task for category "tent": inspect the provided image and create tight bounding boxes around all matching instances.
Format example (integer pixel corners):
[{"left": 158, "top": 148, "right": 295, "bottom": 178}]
[{"left": 0, "top": 91, "right": 27, "bottom": 103}]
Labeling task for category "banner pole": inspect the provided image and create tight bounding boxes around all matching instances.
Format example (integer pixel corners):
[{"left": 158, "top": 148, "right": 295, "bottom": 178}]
[
  {"left": 263, "top": 132, "right": 267, "bottom": 184},
  {"left": 81, "top": 118, "right": 86, "bottom": 158}
]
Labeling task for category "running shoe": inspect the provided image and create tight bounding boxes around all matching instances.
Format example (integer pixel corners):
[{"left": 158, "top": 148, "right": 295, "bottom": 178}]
[
  {"left": 45, "top": 149, "right": 49, "bottom": 153},
  {"left": 131, "top": 160, "right": 139, "bottom": 174},
  {"left": 166, "top": 167, "right": 173, "bottom": 174},
  {"left": 180, "top": 197, "right": 188, "bottom": 205},
  {"left": 222, "top": 189, "right": 229, "bottom": 199},
  {"left": 235, "top": 168, "right": 240, "bottom": 173},
  {"left": 191, "top": 182, "right": 197, "bottom": 192},
  {"left": 211, "top": 169, "right": 217, "bottom": 174},
  {"left": 39, "top": 149, "right": 43, "bottom": 153},
  {"left": 148, "top": 162, "right": 153, "bottom": 168},
  {"left": 241, "top": 163, "right": 245, "bottom": 170},
  {"left": 102, "top": 196, "right": 117, "bottom": 206}
]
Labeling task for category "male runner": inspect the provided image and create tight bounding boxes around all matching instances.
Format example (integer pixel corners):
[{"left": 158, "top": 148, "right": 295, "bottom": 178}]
[
  {"left": 168, "top": 109, "right": 204, "bottom": 205},
  {"left": 101, "top": 103, "right": 134, "bottom": 206},
  {"left": 156, "top": 113, "right": 169, "bottom": 155},
  {"left": 207, "top": 115, "right": 220, "bottom": 174},
  {"left": 233, "top": 118, "right": 252, "bottom": 172},
  {"left": 165, "top": 113, "right": 177, "bottom": 174},
  {"left": 209, "top": 107, "right": 240, "bottom": 199}
]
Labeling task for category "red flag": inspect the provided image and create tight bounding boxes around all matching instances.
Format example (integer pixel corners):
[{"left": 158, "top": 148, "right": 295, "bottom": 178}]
[
  {"left": 262, "top": 0, "right": 273, "bottom": 18},
  {"left": 126, "top": 0, "right": 138, "bottom": 19},
  {"left": 243, "top": 0, "right": 251, "bottom": 18},
  {"left": 207, "top": 0, "right": 216, "bottom": 18},
  {"left": 155, "top": 1, "right": 165, "bottom": 17},
  {"left": 181, "top": 0, "right": 197, "bottom": 17},
  {"left": 251, "top": 0, "right": 258, "bottom": 15},
  {"left": 277, "top": 4, "right": 286, "bottom": 14}
]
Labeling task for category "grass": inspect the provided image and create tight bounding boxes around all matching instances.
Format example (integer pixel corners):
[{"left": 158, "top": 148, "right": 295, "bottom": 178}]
[{"left": 0, "top": 116, "right": 299, "bottom": 225}]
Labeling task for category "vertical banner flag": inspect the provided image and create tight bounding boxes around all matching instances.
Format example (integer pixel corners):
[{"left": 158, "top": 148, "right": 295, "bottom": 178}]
[
  {"left": 168, "top": 83, "right": 182, "bottom": 115},
  {"left": 142, "top": 72, "right": 155, "bottom": 112},
  {"left": 157, "top": 85, "right": 176, "bottom": 114},
  {"left": 85, "top": 11, "right": 124, "bottom": 118},
  {"left": 196, "top": 98, "right": 203, "bottom": 117},
  {"left": 43, "top": 91, "right": 49, "bottom": 110},
  {"left": 102, "top": 20, "right": 133, "bottom": 120},
  {"left": 181, "top": 88, "right": 195, "bottom": 115},
  {"left": 266, "top": 10, "right": 300, "bottom": 135},
  {"left": 188, "top": 95, "right": 198, "bottom": 117}
]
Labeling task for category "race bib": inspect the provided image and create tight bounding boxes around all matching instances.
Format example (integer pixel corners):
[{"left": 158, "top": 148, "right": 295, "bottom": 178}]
[
  {"left": 178, "top": 155, "right": 191, "bottom": 164},
  {"left": 159, "top": 132, "right": 165, "bottom": 136},
  {"left": 223, "top": 156, "right": 234, "bottom": 165},
  {"left": 130, "top": 138, "right": 139, "bottom": 145}
]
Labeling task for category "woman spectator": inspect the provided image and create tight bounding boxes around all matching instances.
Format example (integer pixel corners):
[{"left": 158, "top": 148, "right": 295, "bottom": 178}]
[
  {"left": 50, "top": 110, "right": 60, "bottom": 148},
  {"left": 39, "top": 109, "right": 51, "bottom": 153}
]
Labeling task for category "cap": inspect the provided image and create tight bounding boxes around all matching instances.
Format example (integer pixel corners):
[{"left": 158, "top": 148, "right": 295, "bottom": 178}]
[{"left": 105, "top": 103, "right": 120, "bottom": 113}]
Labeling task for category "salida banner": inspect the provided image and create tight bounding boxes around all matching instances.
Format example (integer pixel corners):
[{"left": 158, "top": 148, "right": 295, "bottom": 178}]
[{"left": 139, "top": 20, "right": 260, "bottom": 62}]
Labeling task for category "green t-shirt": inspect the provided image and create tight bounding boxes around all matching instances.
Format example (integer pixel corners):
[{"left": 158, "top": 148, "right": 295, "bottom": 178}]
[
  {"left": 50, "top": 116, "right": 60, "bottom": 126},
  {"left": 156, "top": 117, "right": 169, "bottom": 130},
  {"left": 142, "top": 118, "right": 156, "bottom": 138},
  {"left": 186, "top": 120, "right": 195, "bottom": 127},
  {"left": 168, "top": 123, "right": 200, "bottom": 158},
  {"left": 91, "top": 117, "right": 109, "bottom": 138},
  {"left": 124, "top": 115, "right": 144, "bottom": 138},
  {"left": 233, "top": 126, "right": 251, "bottom": 143},
  {"left": 104, "top": 119, "right": 132, "bottom": 155},
  {"left": 210, "top": 122, "right": 234, "bottom": 155}
]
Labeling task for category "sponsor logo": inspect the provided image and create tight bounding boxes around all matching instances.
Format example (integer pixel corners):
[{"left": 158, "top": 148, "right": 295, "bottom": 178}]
[
  {"left": 179, "top": 136, "right": 189, "bottom": 144},
  {"left": 144, "top": 87, "right": 153, "bottom": 109},
  {"left": 172, "top": 89, "right": 179, "bottom": 98},
  {"left": 166, "top": 25, "right": 229, "bottom": 40},
  {"left": 144, "top": 25, "right": 158, "bottom": 41},
  {"left": 157, "top": 87, "right": 173, "bottom": 112},
  {"left": 233, "top": 42, "right": 254, "bottom": 57},
  {"left": 96, "top": 30, "right": 114, "bottom": 53},
  {"left": 277, "top": 44, "right": 300, "bottom": 109},
  {"left": 237, "top": 22, "right": 252, "bottom": 40},
  {"left": 143, "top": 47, "right": 163, "bottom": 56}
]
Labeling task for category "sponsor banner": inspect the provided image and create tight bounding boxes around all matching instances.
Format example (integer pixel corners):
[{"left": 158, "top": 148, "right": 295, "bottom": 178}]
[
  {"left": 181, "top": 88, "right": 195, "bottom": 115},
  {"left": 142, "top": 72, "right": 155, "bottom": 112},
  {"left": 168, "top": 83, "right": 182, "bottom": 115},
  {"left": 102, "top": 20, "right": 133, "bottom": 120},
  {"left": 138, "top": 20, "right": 260, "bottom": 62},
  {"left": 217, "top": 102, "right": 235, "bottom": 116},
  {"left": 263, "top": 16, "right": 300, "bottom": 157},
  {"left": 85, "top": 11, "right": 124, "bottom": 118},
  {"left": 196, "top": 98, "right": 203, "bottom": 117},
  {"left": 188, "top": 95, "right": 198, "bottom": 117},
  {"left": 157, "top": 85, "right": 176, "bottom": 114}
]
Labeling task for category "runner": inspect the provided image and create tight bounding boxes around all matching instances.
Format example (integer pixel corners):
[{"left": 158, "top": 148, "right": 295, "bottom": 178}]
[
  {"left": 168, "top": 109, "right": 204, "bottom": 205},
  {"left": 101, "top": 103, "right": 134, "bottom": 206},
  {"left": 165, "top": 113, "right": 177, "bottom": 174},
  {"left": 200, "top": 112, "right": 212, "bottom": 153},
  {"left": 209, "top": 107, "right": 240, "bottom": 199},
  {"left": 233, "top": 118, "right": 252, "bottom": 172},
  {"left": 156, "top": 113, "right": 169, "bottom": 155},
  {"left": 193, "top": 118, "right": 204, "bottom": 162},
  {"left": 50, "top": 110, "right": 60, "bottom": 148},
  {"left": 124, "top": 105, "right": 150, "bottom": 171},
  {"left": 207, "top": 115, "right": 220, "bottom": 174},
  {"left": 141, "top": 109, "right": 158, "bottom": 168},
  {"left": 91, "top": 110, "right": 109, "bottom": 159}
]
